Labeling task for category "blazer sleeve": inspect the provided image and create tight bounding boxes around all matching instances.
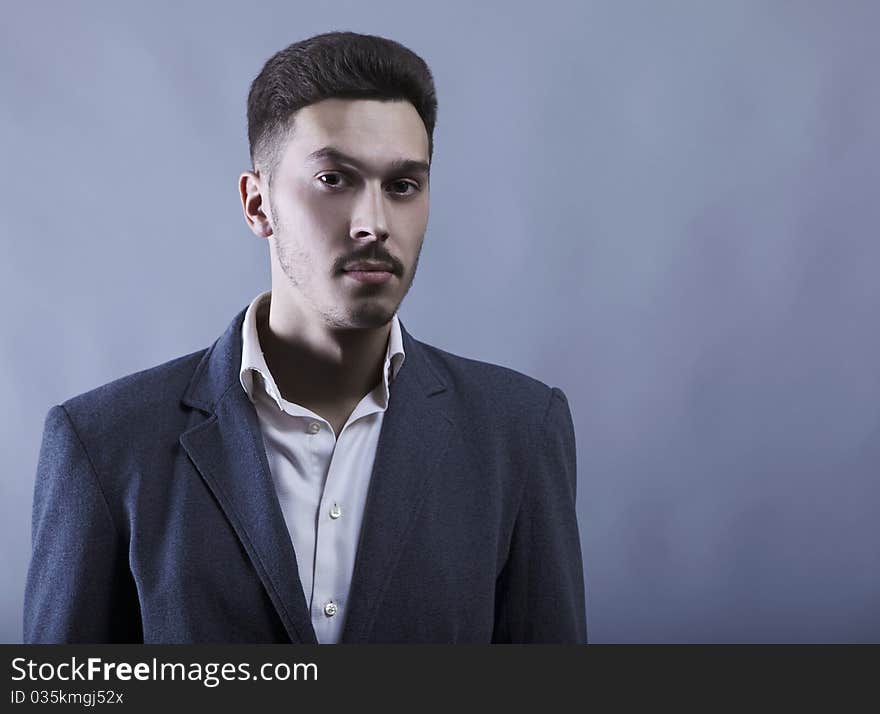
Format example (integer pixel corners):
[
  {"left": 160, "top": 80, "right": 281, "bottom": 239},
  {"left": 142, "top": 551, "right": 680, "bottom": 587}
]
[
  {"left": 23, "top": 405, "right": 141, "bottom": 643},
  {"left": 492, "top": 386, "right": 588, "bottom": 643}
]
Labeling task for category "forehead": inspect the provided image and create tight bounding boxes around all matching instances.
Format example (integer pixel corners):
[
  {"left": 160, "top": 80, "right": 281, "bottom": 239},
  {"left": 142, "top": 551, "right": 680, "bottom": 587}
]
[{"left": 283, "top": 98, "right": 429, "bottom": 166}]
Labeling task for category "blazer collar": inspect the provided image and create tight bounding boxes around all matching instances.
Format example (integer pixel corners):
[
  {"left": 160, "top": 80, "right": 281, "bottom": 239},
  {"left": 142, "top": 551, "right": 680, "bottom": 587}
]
[{"left": 179, "top": 306, "right": 453, "bottom": 643}]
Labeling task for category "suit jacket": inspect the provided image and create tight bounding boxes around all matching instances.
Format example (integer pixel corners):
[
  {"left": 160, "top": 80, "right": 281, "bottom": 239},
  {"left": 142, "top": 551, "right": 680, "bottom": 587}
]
[{"left": 23, "top": 307, "right": 587, "bottom": 643}]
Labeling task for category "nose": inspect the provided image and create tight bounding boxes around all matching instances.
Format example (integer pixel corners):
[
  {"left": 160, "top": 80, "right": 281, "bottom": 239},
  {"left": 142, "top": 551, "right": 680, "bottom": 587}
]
[{"left": 350, "top": 182, "right": 390, "bottom": 243}]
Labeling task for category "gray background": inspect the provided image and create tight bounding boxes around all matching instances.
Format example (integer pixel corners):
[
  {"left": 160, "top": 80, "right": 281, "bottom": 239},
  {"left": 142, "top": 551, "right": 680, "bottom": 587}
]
[{"left": 2, "top": 0, "right": 878, "bottom": 643}]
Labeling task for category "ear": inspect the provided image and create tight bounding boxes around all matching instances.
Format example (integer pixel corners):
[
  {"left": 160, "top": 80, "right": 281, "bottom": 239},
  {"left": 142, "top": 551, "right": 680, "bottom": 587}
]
[{"left": 239, "top": 170, "right": 273, "bottom": 238}]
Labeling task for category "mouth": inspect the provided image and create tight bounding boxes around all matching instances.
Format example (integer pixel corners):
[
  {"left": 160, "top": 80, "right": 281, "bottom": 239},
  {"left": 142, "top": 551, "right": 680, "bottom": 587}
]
[
  {"left": 342, "top": 260, "right": 397, "bottom": 285},
  {"left": 342, "top": 268, "right": 395, "bottom": 285}
]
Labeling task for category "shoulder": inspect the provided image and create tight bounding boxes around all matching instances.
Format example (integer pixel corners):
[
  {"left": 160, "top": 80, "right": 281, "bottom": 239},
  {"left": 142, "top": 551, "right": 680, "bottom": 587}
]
[
  {"left": 412, "top": 337, "right": 562, "bottom": 418},
  {"left": 58, "top": 348, "right": 208, "bottom": 440},
  {"left": 408, "top": 337, "right": 576, "bottom": 491}
]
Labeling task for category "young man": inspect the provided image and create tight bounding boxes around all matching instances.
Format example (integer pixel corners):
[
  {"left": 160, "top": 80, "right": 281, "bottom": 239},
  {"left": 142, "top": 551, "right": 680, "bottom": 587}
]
[{"left": 23, "top": 31, "right": 587, "bottom": 643}]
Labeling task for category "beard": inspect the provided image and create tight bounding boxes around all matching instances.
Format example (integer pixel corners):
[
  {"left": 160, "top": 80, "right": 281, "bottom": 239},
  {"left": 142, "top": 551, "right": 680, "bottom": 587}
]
[
  {"left": 268, "top": 193, "right": 423, "bottom": 329},
  {"left": 272, "top": 232, "right": 421, "bottom": 330}
]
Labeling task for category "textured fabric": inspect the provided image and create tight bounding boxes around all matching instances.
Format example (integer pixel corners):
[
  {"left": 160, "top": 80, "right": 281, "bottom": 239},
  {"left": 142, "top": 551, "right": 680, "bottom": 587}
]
[
  {"left": 23, "top": 305, "right": 587, "bottom": 643},
  {"left": 238, "top": 290, "right": 405, "bottom": 643}
]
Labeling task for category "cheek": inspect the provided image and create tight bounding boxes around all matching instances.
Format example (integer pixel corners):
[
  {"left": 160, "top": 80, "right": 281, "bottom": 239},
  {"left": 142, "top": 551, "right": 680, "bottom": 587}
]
[
  {"left": 294, "top": 183, "right": 351, "bottom": 233},
  {"left": 395, "top": 199, "right": 430, "bottom": 245}
]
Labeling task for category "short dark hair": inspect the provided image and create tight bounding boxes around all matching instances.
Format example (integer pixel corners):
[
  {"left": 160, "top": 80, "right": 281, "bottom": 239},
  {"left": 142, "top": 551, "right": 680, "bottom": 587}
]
[{"left": 247, "top": 31, "right": 438, "bottom": 186}]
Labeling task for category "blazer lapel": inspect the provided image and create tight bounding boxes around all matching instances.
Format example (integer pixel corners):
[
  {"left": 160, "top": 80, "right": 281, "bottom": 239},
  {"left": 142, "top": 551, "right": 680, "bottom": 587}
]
[
  {"left": 179, "top": 308, "right": 317, "bottom": 644},
  {"left": 341, "top": 321, "right": 454, "bottom": 643},
  {"left": 177, "top": 307, "right": 454, "bottom": 645}
]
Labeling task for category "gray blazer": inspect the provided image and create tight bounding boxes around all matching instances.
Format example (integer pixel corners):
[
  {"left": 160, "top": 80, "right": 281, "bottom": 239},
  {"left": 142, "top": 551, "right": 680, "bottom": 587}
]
[{"left": 23, "top": 307, "right": 587, "bottom": 643}]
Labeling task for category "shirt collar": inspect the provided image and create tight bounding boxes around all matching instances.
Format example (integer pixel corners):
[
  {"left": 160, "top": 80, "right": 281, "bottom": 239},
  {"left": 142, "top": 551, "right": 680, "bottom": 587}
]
[{"left": 239, "top": 290, "right": 406, "bottom": 412}]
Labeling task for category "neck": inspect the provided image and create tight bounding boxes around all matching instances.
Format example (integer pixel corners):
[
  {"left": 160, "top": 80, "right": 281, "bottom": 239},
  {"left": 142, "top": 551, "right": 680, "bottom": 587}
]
[{"left": 258, "top": 289, "right": 392, "bottom": 407}]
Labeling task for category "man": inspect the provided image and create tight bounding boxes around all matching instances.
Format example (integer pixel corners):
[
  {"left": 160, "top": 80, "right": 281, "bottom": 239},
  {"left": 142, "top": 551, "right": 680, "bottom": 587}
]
[{"left": 23, "top": 31, "right": 586, "bottom": 643}]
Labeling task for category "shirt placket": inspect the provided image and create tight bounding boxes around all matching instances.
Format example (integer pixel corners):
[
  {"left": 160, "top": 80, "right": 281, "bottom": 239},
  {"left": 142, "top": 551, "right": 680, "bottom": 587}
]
[{"left": 309, "top": 416, "right": 345, "bottom": 643}]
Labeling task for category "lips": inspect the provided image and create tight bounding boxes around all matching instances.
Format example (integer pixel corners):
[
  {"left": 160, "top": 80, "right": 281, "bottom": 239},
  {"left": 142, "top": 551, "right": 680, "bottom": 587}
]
[
  {"left": 343, "top": 261, "right": 395, "bottom": 273},
  {"left": 342, "top": 261, "right": 396, "bottom": 285}
]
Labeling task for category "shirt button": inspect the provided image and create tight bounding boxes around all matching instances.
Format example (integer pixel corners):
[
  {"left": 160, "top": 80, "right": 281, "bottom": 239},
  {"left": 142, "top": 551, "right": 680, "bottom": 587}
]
[
  {"left": 324, "top": 601, "right": 338, "bottom": 617},
  {"left": 307, "top": 421, "right": 321, "bottom": 434},
  {"left": 329, "top": 504, "right": 342, "bottom": 520}
]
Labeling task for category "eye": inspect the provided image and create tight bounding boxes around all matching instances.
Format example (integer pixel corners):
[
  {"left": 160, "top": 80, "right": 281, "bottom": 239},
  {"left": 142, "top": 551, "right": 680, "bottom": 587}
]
[
  {"left": 388, "top": 179, "right": 420, "bottom": 197},
  {"left": 317, "top": 172, "right": 348, "bottom": 190}
]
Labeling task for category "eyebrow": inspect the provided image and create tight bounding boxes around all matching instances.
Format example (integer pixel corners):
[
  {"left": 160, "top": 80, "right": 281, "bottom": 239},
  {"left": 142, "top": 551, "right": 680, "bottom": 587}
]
[{"left": 305, "top": 146, "right": 430, "bottom": 178}]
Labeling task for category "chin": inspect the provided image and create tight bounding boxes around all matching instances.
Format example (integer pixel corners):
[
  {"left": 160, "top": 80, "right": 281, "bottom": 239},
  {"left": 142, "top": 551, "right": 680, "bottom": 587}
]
[{"left": 345, "top": 301, "right": 398, "bottom": 329}]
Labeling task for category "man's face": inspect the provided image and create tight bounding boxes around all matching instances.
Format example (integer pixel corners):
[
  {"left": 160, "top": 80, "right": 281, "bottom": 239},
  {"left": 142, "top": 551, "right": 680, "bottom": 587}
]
[{"left": 258, "top": 98, "right": 430, "bottom": 330}]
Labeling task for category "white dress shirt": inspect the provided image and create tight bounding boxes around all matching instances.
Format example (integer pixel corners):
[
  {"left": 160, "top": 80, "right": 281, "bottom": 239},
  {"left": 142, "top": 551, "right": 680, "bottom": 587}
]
[{"left": 239, "top": 290, "right": 405, "bottom": 643}]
